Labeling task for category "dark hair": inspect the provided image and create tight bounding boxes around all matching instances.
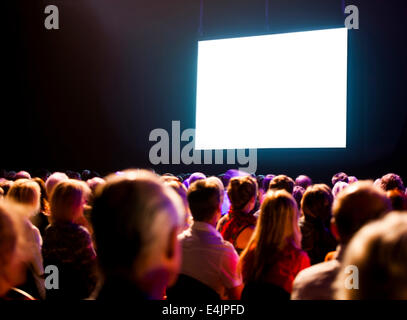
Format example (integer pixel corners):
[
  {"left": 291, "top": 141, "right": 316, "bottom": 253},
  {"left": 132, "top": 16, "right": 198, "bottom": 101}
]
[
  {"left": 188, "top": 172, "right": 206, "bottom": 186},
  {"left": 187, "top": 180, "right": 220, "bottom": 222},
  {"left": 295, "top": 175, "right": 312, "bottom": 189},
  {"left": 333, "top": 181, "right": 391, "bottom": 244},
  {"left": 32, "top": 177, "right": 49, "bottom": 214},
  {"left": 268, "top": 175, "right": 294, "bottom": 194},
  {"left": 256, "top": 175, "right": 265, "bottom": 190},
  {"left": 227, "top": 176, "right": 258, "bottom": 211},
  {"left": 301, "top": 184, "right": 333, "bottom": 224},
  {"left": 332, "top": 172, "right": 349, "bottom": 186},
  {"left": 380, "top": 173, "right": 405, "bottom": 192},
  {"left": 0, "top": 180, "right": 13, "bottom": 196},
  {"left": 293, "top": 186, "right": 305, "bottom": 209},
  {"left": 262, "top": 174, "right": 275, "bottom": 191},
  {"left": 91, "top": 170, "right": 181, "bottom": 277}
]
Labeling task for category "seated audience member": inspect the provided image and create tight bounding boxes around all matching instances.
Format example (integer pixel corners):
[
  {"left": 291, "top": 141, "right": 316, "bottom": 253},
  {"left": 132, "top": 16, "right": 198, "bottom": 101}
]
[
  {"left": 387, "top": 189, "right": 407, "bottom": 211},
  {"left": 255, "top": 175, "right": 267, "bottom": 205},
  {"left": 293, "top": 186, "right": 305, "bottom": 210},
  {"left": 262, "top": 174, "right": 275, "bottom": 192},
  {"left": 45, "top": 172, "right": 69, "bottom": 198},
  {"left": 6, "top": 179, "right": 45, "bottom": 299},
  {"left": 173, "top": 179, "right": 242, "bottom": 300},
  {"left": 300, "top": 184, "right": 337, "bottom": 265},
  {"left": 291, "top": 181, "right": 391, "bottom": 300},
  {"left": 86, "top": 177, "right": 106, "bottom": 196},
  {"left": 31, "top": 177, "right": 50, "bottom": 237},
  {"left": 186, "top": 172, "right": 206, "bottom": 189},
  {"left": 379, "top": 173, "right": 405, "bottom": 192},
  {"left": 335, "top": 212, "right": 407, "bottom": 299},
  {"left": 268, "top": 175, "right": 295, "bottom": 194},
  {"left": 85, "top": 177, "right": 106, "bottom": 228},
  {"left": 162, "top": 177, "right": 192, "bottom": 233},
  {"left": 0, "top": 202, "right": 34, "bottom": 300},
  {"left": 90, "top": 170, "right": 185, "bottom": 300},
  {"left": 7, "top": 171, "right": 17, "bottom": 181},
  {"left": 42, "top": 179, "right": 98, "bottom": 300},
  {"left": 15, "top": 171, "right": 31, "bottom": 180},
  {"left": 217, "top": 176, "right": 258, "bottom": 255},
  {"left": 66, "top": 170, "right": 81, "bottom": 180},
  {"left": 239, "top": 190, "right": 310, "bottom": 300},
  {"left": 332, "top": 181, "right": 349, "bottom": 198},
  {"left": 331, "top": 172, "right": 349, "bottom": 186},
  {"left": 295, "top": 175, "right": 312, "bottom": 190}
]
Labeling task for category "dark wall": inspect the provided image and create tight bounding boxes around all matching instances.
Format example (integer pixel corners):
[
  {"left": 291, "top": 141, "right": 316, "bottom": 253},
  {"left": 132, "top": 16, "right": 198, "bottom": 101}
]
[{"left": 4, "top": 0, "right": 407, "bottom": 183}]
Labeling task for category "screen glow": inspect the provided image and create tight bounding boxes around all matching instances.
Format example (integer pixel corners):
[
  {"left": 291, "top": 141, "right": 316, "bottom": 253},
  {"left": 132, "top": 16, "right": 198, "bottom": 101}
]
[{"left": 195, "top": 28, "right": 348, "bottom": 149}]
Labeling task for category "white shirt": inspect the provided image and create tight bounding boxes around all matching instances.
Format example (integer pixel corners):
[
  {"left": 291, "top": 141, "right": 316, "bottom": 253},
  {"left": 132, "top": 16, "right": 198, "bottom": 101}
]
[
  {"left": 178, "top": 221, "right": 242, "bottom": 297},
  {"left": 291, "top": 246, "right": 344, "bottom": 300}
]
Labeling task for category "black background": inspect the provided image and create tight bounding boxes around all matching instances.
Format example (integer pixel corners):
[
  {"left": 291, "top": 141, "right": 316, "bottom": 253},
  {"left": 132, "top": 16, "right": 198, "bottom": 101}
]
[{"left": 4, "top": 0, "right": 407, "bottom": 184}]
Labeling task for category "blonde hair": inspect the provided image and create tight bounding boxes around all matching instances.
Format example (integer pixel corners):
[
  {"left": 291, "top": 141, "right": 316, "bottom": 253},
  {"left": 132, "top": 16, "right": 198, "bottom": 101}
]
[
  {"left": 50, "top": 179, "right": 88, "bottom": 224},
  {"left": 6, "top": 179, "right": 41, "bottom": 217},
  {"left": 335, "top": 212, "right": 407, "bottom": 300},
  {"left": 239, "top": 190, "right": 301, "bottom": 282}
]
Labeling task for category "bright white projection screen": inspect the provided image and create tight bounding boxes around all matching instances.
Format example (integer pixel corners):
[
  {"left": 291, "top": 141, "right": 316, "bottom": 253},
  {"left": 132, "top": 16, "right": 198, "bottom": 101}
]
[{"left": 195, "top": 28, "right": 348, "bottom": 149}]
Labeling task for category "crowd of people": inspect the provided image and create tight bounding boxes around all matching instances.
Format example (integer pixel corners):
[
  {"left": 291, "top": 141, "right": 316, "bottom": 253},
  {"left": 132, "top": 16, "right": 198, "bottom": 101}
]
[{"left": 1, "top": 168, "right": 407, "bottom": 300}]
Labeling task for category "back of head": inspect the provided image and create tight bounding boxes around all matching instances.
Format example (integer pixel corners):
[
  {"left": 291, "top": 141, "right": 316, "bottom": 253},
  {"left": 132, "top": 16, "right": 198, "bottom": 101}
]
[
  {"left": 332, "top": 172, "right": 349, "bottom": 186},
  {"left": 268, "top": 175, "right": 294, "bottom": 194},
  {"left": 0, "top": 202, "right": 28, "bottom": 297},
  {"left": 387, "top": 189, "right": 407, "bottom": 211},
  {"left": 32, "top": 177, "right": 49, "bottom": 213},
  {"left": 91, "top": 170, "right": 185, "bottom": 283},
  {"left": 224, "top": 170, "right": 249, "bottom": 187},
  {"left": 50, "top": 179, "right": 88, "bottom": 224},
  {"left": 379, "top": 173, "right": 405, "bottom": 193},
  {"left": 162, "top": 179, "right": 189, "bottom": 221},
  {"left": 0, "top": 180, "right": 13, "bottom": 196},
  {"left": 0, "top": 203, "right": 18, "bottom": 268},
  {"left": 295, "top": 175, "right": 312, "bottom": 190},
  {"left": 15, "top": 171, "right": 31, "bottom": 180},
  {"left": 261, "top": 174, "right": 275, "bottom": 191},
  {"left": 332, "top": 181, "right": 349, "bottom": 198},
  {"left": 292, "top": 186, "right": 305, "bottom": 209},
  {"left": 6, "top": 179, "right": 41, "bottom": 217},
  {"left": 45, "top": 172, "right": 69, "bottom": 197},
  {"left": 301, "top": 184, "right": 333, "bottom": 223},
  {"left": 227, "top": 175, "right": 258, "bottom": 211},
  {"left": 188, "top": 172, "right": 206, "bottom": 187},
  {"left": 206, "top": 176, "right": 225, "bottom": 205},
  {"left": 258, "top": 190, "right": 301, "bottom": 250},
  {"left": 336, "top": 212, "right": 407, "bottom": 299},
  {"left": 332, "top": 181, "right": 391, "bottom": 244},
  {"left": 187, "top": 179, "right": 220, "bottom": 222}
]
